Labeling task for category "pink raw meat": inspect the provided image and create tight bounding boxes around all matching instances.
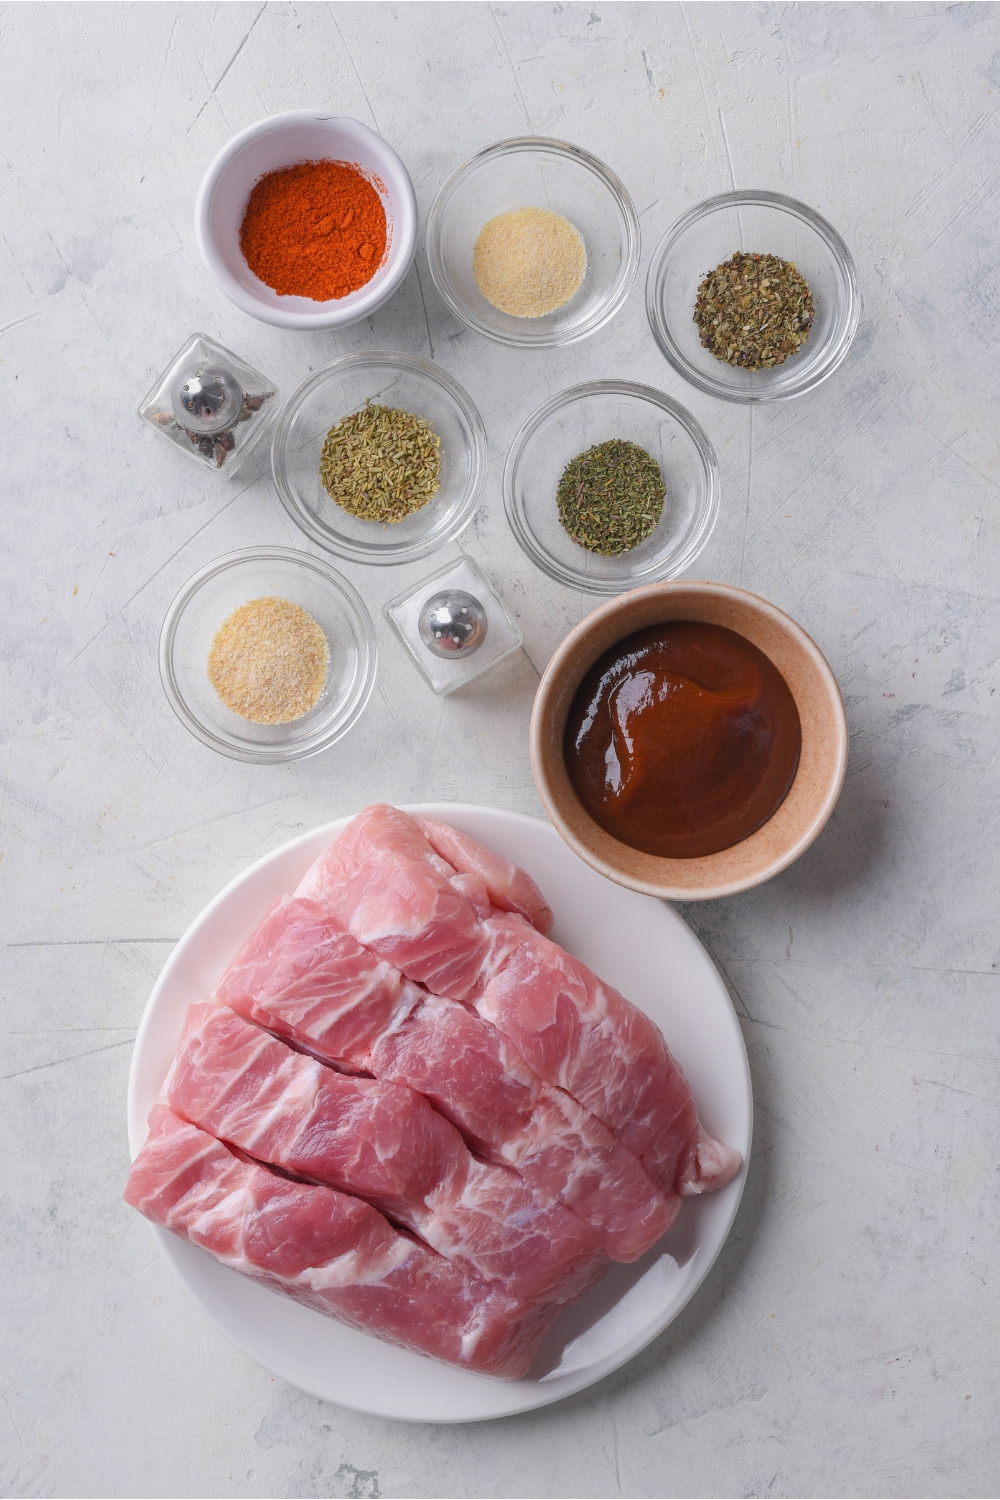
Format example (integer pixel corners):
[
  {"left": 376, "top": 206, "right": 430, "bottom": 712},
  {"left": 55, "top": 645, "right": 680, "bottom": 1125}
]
[
  {"left": 297, "top": 805, "right": 741, "bottom": 1199},
  {"left": 371, "top": 995, "right": 675, "bottom": 1260},
  {"left": 472, "top": 912, "right": 741, "bottom": 1197},
  {"left": 125, "top": 1105, "right": 559, "bottom": 1378},
  {"left": 216, "top": 894, "right": 421, "bottom": 1072},
  {"left": 168, "top": 1002, "right": 606, "bottom": 1305},
  {"left": 295, "top": 803, "right": 493, "bottom": 1001},
  {"left": 212, "top": 889, "right": 671, "bottom": 1260},
  {"left": 414, "top": 815, "right": 554, "bottom": 934}
]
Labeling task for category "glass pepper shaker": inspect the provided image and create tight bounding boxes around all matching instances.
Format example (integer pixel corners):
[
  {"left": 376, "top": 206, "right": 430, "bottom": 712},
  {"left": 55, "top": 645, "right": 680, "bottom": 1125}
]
[{"left": 138, "top": 333, "right": 279, "bottom": 476}]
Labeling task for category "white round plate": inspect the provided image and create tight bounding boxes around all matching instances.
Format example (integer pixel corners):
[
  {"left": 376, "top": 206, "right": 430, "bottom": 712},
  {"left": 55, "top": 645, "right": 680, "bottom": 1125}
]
[{"left": 127, "top": 804, "right": 752, "bottom": 1423}]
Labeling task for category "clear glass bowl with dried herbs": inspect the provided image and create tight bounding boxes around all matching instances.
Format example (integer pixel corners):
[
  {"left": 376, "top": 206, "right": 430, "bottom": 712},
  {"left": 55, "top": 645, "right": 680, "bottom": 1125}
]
[
  {"left": 272, "top": 353, "right": 488, "bottom": 566},
  {"left": 504, "top": 382, "right": 719, "bottom": 595},
  {"left": 646, "top": 190, "right": 859, "bottom": 403}
]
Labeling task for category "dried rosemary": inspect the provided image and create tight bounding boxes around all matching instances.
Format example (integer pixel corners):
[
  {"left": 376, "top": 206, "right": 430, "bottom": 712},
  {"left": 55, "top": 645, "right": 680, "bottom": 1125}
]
[
  {"left": 556, "top": 440, "right": 666, "bottom": 556},
  {"left": 693, "top": 251, "right": 815, "bottom": 371},
  {"left": 319, "top": 400, "right": 441, "bottom": 522}
]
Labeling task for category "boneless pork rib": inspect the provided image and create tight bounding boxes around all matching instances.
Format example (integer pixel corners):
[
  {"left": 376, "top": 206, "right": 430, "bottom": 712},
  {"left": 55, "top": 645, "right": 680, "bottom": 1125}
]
[
  {"left": 168, "top": 1001, "right": 606, "bottom": 1305},
  {"left": 412, "top": 814, "right": 555, "bottom": 933},
  {"left": 217, "top": 894, "right": 674, "bottom": 1260},
  {"left": 472, "top": 911, "right": 738, "bottom": 1196},
  {"left": 368, "top": 995, "right": 674, "bottom": 1259},
  {"left": 215, "top": 892, "right": 422, "bottom": 1074},
  {"left": 295, "top": 804, "right": 742, "bottom": 1199},
  {"left": 296, "top": 803, "right": 498, "bottom": 999},
  {"left": 126, "top": 805, "right": 742, "bottom": 1379},
  {"left": 125, "top": 1105, "right": 559, "bottom": 1378}
]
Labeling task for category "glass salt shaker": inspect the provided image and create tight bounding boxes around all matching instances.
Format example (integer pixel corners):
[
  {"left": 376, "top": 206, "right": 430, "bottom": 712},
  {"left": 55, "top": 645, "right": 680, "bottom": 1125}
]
[{"left": 384, "top": 555, "right": 524, "bottom": 695}]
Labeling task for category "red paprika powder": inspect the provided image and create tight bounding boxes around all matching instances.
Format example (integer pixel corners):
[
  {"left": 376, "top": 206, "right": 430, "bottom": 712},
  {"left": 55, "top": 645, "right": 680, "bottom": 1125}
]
[{"left": 239, "top": 159, "right": 388, "bottom": 302}]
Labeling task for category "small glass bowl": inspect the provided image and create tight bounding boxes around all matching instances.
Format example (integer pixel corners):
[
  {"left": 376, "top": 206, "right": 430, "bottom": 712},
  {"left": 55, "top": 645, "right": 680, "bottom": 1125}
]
[
  {"left": 646, "top": 190, "right": 860, "bottom": 403},
  {"left": 425, "top": 137, "right": 640, "bottom": 348},
  {"left": 503, "top": 381, "right": 719, "bottom": 595},
  {"left": 159, "top": 546, "right": 377, "bottom": 762},
  {"left": 271, "top": 352, "right": 487, "bottom": 566}
]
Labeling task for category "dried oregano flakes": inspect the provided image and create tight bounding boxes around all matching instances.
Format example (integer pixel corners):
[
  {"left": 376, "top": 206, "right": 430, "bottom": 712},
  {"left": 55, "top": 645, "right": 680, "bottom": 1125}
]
[
  {"left": 693, "top": 251, "right": 815, "bottom": 371},
  {"left": 319, "top": 400, "right": 442, "bottom": 522}
]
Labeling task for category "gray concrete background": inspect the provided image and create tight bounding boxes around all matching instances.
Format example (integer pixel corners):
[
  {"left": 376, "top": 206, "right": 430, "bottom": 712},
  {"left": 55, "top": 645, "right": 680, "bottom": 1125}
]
[{"left": 2, "top": 3, "right": 999, "bottom": 1496}]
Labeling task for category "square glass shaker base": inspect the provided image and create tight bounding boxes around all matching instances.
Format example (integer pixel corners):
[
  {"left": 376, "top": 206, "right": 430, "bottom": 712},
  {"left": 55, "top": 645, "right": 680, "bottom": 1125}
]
[
  {"left": 138, "top": 332, "right": 278, "bottom": 477},
  {"left": 384, "top": 555, "right": 523, "bottom": 695}
]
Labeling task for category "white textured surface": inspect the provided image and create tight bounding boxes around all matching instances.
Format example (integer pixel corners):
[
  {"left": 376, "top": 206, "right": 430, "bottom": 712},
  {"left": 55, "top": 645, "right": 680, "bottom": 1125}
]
[{"left": 2, "top": 4, "right": 998, "bottom": 1496}]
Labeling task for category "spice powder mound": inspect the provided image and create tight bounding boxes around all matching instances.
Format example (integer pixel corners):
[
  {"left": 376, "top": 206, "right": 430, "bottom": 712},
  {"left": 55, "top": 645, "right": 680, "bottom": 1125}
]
[
  {"left": 473, "top": 207, "right": 586, "bottom": 318},
  {"left": 693, "top": 251, "right": 815, "bottom": 371},
  {"left": 319, "top": 400, "right": 441, "bottom": 522},
  {"left": 239, "top": 160, "right": 387, "bottom": 303},
  {"left": 207, "top": 597, "right": 329, "bottom": 725}
]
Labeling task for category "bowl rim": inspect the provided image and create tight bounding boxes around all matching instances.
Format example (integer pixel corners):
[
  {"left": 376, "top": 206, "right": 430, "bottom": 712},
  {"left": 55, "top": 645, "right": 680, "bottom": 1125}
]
[
  {"left": 425, "top": 135, "right": 641, "bottom": 348},
  {"left": 159, "top": 544, "right": 378, "bottom": 763},
  {"left": 645, "top": 188, "right": 860, "bottom": 404},
  {"left": 194, "top": 109, "right": 418, "bottom": 331},
  {"left": 530, "top": 579, "right": 848, "bottom": 899},
  {"left": 271, "top": 350, "right": 489, "bottom": 567},
  {"left": 503, "top": 379, "right": 720, "bottom": 594}
]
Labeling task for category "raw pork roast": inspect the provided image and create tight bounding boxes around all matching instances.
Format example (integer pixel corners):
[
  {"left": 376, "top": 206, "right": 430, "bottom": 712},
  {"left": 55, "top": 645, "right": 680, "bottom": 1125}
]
[{"left": 126, "top": 805, "right": 741, "bottom": 1378}]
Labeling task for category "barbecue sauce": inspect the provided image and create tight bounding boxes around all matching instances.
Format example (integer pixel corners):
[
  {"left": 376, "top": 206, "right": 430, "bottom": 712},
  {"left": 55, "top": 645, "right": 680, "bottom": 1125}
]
[{"left": 564, "top": 621, "right": 801, "bottom": 858}]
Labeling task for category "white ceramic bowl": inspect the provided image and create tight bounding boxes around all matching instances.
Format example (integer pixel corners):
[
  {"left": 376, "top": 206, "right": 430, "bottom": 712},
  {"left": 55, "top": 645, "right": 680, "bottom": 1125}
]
[
  {"left": 127, "top": 805, "right": 751, "bottom": 1421},
  {"left": 195, "top": 110, "right": 417, "bottom": 331}
]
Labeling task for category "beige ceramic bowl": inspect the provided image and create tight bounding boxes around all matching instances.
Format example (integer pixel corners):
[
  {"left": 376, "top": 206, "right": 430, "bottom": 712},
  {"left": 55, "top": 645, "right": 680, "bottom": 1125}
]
[{"left": 530, "top": 581, "right": 848, "bottom": 901}]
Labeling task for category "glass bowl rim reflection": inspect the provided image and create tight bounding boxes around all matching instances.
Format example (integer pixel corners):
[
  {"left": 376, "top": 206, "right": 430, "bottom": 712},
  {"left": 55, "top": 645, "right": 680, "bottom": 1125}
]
[
  {"left": 645, "top": 188, "right": 860, "bottom": 404},
  {"left": 503, "top": 379, "right": 720, "bottom": 595},
  {"left": 271, "top": 350, "right": 488, "bottom": 566},
  {"left": 425, "top": 135, "right": 641, "bottom": 348},
  {"left": 159, "top": 544, "right": 378, "bottom": 763}
]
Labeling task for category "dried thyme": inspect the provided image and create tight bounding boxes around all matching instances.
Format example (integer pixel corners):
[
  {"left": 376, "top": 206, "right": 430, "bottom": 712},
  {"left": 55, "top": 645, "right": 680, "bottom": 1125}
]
[
  {"left": 556, "top": 439, "right": 666, "bottom": 556},
  {"left": 693, "top": 251, "right": 815, "bottom": 371},
  {"left": 319, "top": 400, "right": 441, "bottom": 522}
]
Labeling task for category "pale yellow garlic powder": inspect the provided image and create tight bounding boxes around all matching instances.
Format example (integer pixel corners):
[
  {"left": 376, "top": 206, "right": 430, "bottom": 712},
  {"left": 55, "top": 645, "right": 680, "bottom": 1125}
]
[
  {"left": 473, "top": 207, "right": 587, "bottom": 318},
  {"left": 207, "top": 596, "right": 329, "bottom": 725}
]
